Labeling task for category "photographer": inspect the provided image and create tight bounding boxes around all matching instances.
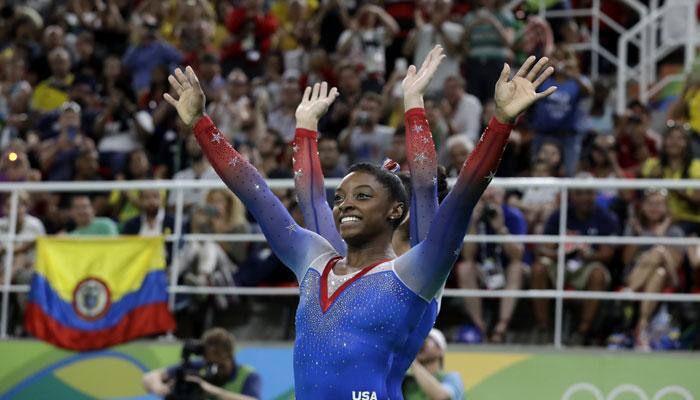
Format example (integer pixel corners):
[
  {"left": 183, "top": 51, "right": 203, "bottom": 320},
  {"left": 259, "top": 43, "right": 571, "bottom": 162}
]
[
  {"left": 457, "top": 187, "right": 527, "bottom": 343},
  {"left": 143, "top": 328, "right": 261, "bottom": 400},
  {"left": 402, "top": 329, "right": 465, "bottom": 400}
]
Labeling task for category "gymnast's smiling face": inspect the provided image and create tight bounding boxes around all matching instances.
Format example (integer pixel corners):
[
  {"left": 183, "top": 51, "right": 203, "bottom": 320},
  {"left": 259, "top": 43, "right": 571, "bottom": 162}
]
[{"left": 333, "top": 170, "right": 405, "bottom": 247}]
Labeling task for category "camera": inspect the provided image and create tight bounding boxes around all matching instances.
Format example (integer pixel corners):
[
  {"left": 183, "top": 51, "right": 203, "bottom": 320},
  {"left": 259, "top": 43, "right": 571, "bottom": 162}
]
[{"left": 166, "top": 340, "right": 225, "bottom": 400}]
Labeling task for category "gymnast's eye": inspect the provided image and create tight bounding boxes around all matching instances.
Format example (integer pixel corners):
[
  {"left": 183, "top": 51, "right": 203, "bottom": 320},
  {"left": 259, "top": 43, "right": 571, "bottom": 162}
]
[
  {"left": 356, "top": 192, "right": 371, "bottom": 200},
  {"left": 333, "top": 194, "right": 343, "bottom": 205}
]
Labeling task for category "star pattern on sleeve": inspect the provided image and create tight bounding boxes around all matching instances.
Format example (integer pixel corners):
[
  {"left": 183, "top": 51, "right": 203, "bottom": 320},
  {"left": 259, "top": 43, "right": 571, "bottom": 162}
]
[
  {"left": 210, "top": 132, "right": 224, "bottom": 144},
  {"left": 227, "top": 156, "right": 240, "bottom": 168},
  {"left": 414, "top": 152, "right": 427, "bottom": 165}
]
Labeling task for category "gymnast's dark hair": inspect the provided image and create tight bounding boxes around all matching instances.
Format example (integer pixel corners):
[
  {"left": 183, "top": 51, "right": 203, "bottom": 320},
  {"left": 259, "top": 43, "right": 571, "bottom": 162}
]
[
  {"left": 348, "top": 162, "right": 407, "bottom": 229},
  {"left": 397, "top": 166, "right": 450, "bottom": 204}
]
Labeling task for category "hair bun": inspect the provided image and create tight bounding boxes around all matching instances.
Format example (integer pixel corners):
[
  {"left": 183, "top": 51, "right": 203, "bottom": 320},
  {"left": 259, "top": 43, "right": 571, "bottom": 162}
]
[{"left": 382, "top": 158, "right": 400, "bottom": 173}]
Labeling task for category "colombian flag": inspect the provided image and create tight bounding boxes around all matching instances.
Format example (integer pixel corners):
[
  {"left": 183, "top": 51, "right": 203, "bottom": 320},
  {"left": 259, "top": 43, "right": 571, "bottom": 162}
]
[{"left": 25, "top": 236, "right": 175, "bottom": 351}]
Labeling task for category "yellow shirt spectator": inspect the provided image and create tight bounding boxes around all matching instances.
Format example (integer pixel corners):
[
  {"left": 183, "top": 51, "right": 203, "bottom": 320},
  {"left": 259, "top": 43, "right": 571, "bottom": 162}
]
[
  {"left": 30, "top": 75, "right": 74, "bottom": 113},
  {"left": 641, "top": 157, "right": 700, "bottom": 223},
  {"left": 684, "top": 88, "right": 700, "bottom": 134}
]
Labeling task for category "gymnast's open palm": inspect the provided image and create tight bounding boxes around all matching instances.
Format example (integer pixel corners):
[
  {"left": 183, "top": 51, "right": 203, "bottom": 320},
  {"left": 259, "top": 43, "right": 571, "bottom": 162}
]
[
  {"left": 164, "top": 66, "right": 206, "bottom": 127},
  {"left": 494, "top": 56, "right": 557, "bottom": 123},
  {"left": 402, "top": 45, "right": 446, "bottom": 98},
  {"left": 295, "top": 82, "right": 339, "bottom": 124}
]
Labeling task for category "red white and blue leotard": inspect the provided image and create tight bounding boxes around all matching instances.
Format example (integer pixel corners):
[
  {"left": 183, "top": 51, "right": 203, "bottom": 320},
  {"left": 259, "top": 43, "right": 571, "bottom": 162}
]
[
  {"left": 293, "top": 108, "right": 442, "bottom": 399},
  {"left": 194, "top": 114, "right": 512, "bottom": 399}
]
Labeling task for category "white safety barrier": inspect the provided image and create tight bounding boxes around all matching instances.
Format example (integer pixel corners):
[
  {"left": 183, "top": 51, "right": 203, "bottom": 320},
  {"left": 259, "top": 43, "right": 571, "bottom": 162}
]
[{"left": 2, "top": 178, "right": 700, "bottom": 348}]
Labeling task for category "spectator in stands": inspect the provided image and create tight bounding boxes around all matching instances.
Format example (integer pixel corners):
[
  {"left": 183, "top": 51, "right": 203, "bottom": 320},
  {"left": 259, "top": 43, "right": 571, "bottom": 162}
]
[
  {"left": 168, "top": 133, "right": 219, "bottom": 213},
  {"left": 38, "top": 101, "right": 96, "bottom": 181},
  {"left": 270, "top": 0, "right": 317, "bottom": 73},
  {"left": 424, "top": 97, "right": 449, "bottom": 153},
  {"left": 94, "top": 79, "right": 153, "bottom": 174},
  {"left": 68, "top": 194, "right": 118, "bottom": 236},
  {"left": 615, "top": 108, "right": 659, "bottom": 176},
  {"left": 443, "top": 135, "right": 473, "bottom": 178},
  {"left": 204, "top": 189, "right": 250, "bottom": 265},
  {"left": 513, "top": 15, "right": 554, "bottom": 62},
  {"left": 622, "top": 189, "right": 684, "bottom": 350},
  {"left": 402, "top": 328, "right": 465, "bottom": 400},
  {"left": 516, "top": 160, "right": 559, "bottom": 235},
  {"left": 256, "top": 129, "right": 291, "bottom": 178},
  {"left": 441, "top": 75, "right": 482, "bottom": 142},
  {"left": 0, "top": 191, "right": 45, "bottom": 288},
  {"left": 404, "top": 0, "right": 462, "bottom": 95},
  {"left": 221, "top": 0, "right": 278, "bottom": 78},
  {"left": 109, "top": 149, "right": 158, "bottom": 224},
  {"left": 176, "top": 204, "right": 238, "bottom": 335},
  {"left": 318, "top": 136, "right": 345, "bottom": 205},
  {"left": 580, "top": 135, "right": 626, "bottom": 207},
  {"left": 670, "top": 71, "right": 700, "bottom": 156},
  {"left": 0, "top": 58, "right": 31, "bottom": 148},
  {"left": 208, "top": 69, "right": 253, "bottom": 143},
  {"left": 267, "top": 71, "right": 302, "bottom": 143},
  {"left": 529, "top": 45, "right": 592, "bottom": 176},
  {"left": 584, "top": 80, "right": 614, "bottom": 136},
  {"left": 339, "top": 92, "right": 393, "bottom": 164},
  {"left": 457, "top": 187, "right": 527, "bottom": 342},
  {"left": 30, "top": 47, "right": 73, "bottom": 114},
  {"left": 462, "top": 0, "right": 516, "bottom": 103},
  {"left": 122, "top": 14, "right": 183, "bottom": 95},
  {"left": 531, "top": 173, "right": 618, "bottom": 345},
  {"left": 640, "top": 124, "right": 700, "bottom": 236},
  {"left": 534, "top": 139, "right": 564, "bottom": 177},
  {"left": 336, "top": 4, "right": 399, "bottom": 90},
  {"left": 0, "top": 191, "right": 45, "bottom": 335},
  {"left": 143, "top": 327, "right": 261, "bottom": 399},
  {"left": 122, "top": 189, "right": 174, "bottom": 236},
  {"left": 197, "top": 53, "right": 226, "bottom": 104},
  {"left": 318, "top": 62, "right": 363, "bottom": 138},
  {"left": 0, "top": 142, "right": 41, "bottom": 182}
]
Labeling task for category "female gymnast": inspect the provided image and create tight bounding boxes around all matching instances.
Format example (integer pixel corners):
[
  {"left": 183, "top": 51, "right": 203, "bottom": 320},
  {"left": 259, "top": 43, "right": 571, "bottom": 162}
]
[
  {"left": 292, "top": 46, "right": 447, "bottom": 400},
  {"left": 164, "top": 53, "right": 555, "bottom": 398}
]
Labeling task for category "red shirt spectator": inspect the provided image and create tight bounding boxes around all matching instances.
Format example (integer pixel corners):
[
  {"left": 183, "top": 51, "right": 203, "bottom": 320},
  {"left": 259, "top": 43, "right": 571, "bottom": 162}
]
[
  {"left": 616, "top": 115, "right": 659, "bottom": 174},
  {"left": 221, "top": 2, "right": 278, "bottom": 76}
]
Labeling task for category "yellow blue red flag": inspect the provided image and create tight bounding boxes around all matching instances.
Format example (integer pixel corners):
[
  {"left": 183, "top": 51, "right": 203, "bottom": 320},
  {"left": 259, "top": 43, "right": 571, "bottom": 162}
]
[{"left": 25, "top": 236, "right": 175, "bottom": 350}]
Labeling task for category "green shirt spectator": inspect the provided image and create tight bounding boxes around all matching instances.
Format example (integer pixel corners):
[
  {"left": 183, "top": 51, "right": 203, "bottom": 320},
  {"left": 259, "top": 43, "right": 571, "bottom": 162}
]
[
  {"left": 403, "top": 329, "right": 466, "bottom": 400},
  {"left": 68, "top": 195, "right": 119, "bottom": 236}
]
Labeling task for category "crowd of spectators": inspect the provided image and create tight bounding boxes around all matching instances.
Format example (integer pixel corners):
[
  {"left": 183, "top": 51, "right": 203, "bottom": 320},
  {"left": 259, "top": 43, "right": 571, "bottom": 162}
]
[{"left": 0, "top": 0, "right": 699, "bottom": 350}]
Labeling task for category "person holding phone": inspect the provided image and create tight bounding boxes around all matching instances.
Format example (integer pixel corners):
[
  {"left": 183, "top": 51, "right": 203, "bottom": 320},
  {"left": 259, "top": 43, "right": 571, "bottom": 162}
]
[{"left": 38, "top": 101, "right": 95, "bottom": 181}]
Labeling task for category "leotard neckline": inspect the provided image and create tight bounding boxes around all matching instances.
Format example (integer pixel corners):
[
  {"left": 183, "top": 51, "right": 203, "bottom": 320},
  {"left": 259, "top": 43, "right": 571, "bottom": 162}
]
[{"left": 319, "top": 256, "right": 391, "bottom": 313}]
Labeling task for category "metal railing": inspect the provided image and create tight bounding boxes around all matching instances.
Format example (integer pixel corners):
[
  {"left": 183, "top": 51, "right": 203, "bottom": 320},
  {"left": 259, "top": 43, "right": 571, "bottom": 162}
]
[
  {"left": 617, "top": 0, "right": 698, "bottom": 112},
  {"left": 507, "top": 0, "right": 649, "bottom": 81},
  {"left": 2, "top": 178, "right": 700, "bottom": 349}
]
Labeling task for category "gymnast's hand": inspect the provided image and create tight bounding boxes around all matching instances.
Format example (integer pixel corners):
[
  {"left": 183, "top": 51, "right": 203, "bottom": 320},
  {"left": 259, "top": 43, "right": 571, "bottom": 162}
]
[
  {"left": 494, "top": 55, "right": 557, "bottom": 124},
  {"left": 295, "top": 82, "right": 339, "bottom": 131},
  {"left": 164, "top": 66, "right": 206, "bottom": 127},
  {"left": 402, "top": 45, "right": 446, "bottom": 109}
]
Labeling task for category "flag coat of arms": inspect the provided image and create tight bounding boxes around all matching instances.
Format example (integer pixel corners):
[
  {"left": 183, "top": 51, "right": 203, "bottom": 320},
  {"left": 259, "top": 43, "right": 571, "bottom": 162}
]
[{"left": 25, "top": 236, "right": 175, "bottom": 350}]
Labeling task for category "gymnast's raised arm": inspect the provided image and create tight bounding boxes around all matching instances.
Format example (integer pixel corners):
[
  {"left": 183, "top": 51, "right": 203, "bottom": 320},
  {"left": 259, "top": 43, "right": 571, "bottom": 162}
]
[
  {"left": 395, "top": 56, "right": 557, "bottom": 300},
  {"left": 164, "top": 67, "right": 337, "bottom": 281},
  {"left": 292, "top": 83, "right": 347, "bottom": 255}
]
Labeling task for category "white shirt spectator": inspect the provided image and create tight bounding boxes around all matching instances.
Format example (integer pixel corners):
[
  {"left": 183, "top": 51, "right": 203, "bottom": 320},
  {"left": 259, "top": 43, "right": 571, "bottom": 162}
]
[
  {"left": 414, "top": 22, "right": 463, "bottom": 95},
  {"left": 0, "top": 214, "right": 46, "bottom": 264},
  {"left": 337, "top": 27, "right": 387, "bottom": 74},
  {"left": 168, "top": 166, "right": 220, "bottom": 208},
  {"left": 450, "top": 94, "right": 483, "bottom": 142}
]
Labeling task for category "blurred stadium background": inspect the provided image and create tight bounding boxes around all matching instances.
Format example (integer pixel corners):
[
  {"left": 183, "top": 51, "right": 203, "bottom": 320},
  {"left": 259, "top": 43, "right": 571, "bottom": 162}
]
[{"left": 1, "top": 0, "right": 700, "bottom": 399}]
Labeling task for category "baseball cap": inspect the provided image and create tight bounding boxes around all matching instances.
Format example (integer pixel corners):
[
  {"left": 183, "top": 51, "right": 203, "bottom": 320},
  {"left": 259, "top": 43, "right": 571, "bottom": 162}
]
[{"left": 428, "top": 328, "right": 447, "bottom": 352}]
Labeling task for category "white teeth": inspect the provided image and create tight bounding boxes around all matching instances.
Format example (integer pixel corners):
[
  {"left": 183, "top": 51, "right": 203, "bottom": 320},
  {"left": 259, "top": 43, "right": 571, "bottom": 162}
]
[{"left": 340, "top": 216, "right": 361, "bottom": 224}]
